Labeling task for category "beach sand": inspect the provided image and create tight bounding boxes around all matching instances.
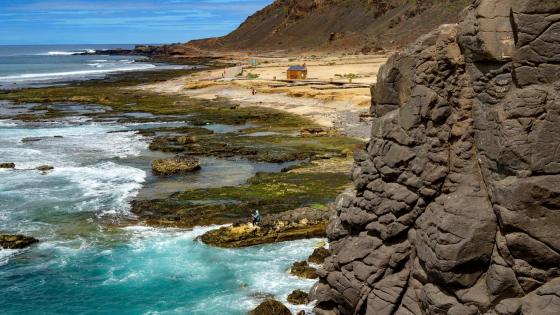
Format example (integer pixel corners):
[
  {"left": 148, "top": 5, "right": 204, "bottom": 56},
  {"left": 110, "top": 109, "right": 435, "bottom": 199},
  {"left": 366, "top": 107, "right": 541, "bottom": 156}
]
[{"left": 135, "top": 53, "right": 388, "bottom": 139}]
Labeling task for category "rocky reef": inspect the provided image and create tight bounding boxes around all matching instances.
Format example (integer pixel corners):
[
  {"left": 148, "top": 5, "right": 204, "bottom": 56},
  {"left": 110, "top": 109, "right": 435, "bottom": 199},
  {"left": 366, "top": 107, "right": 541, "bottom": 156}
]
[
  {"left": 311, "top": 1, "right": 560, "bottom": 314},
  {"left": 200, "top": 206, "right": 331, "bottom": 248},
  {"left": 250, "top": 299, "right": 292, "bottom": 315},
  {"left": 151, "top": 156, "right": 201, "bottom": 176},
  {"left": 0, "top": 234, "right": 39, "bottom": 249}
]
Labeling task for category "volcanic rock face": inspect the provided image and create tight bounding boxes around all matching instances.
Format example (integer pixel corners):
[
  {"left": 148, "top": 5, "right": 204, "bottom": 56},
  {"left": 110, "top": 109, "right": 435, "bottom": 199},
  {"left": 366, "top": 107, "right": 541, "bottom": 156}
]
[{"left": 311, "top": 1, "right": 560, "bottom": 314}]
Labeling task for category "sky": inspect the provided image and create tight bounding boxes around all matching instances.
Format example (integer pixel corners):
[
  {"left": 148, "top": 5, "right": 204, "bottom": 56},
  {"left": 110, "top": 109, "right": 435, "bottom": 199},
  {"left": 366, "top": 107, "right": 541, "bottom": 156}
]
[{"left": 0, "top": 0, "right": 273, "bottom": 45}]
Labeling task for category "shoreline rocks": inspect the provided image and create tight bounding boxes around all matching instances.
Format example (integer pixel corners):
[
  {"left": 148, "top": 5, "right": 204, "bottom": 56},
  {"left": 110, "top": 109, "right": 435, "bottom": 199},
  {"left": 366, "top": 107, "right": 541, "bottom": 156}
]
[
  {"left": 249, "top": 299, "right": 292, "bottom": 315},
  {"left": 290, "top": 261, "right": 317, "bottom": 279},
  {"left": 200, "top": 206, "right": 332, "bottom": 248},
  {"left": 151, "top": 156, "right": 201, "bottom": 176},
  {"left": 0, "top": 163, "right": 15, "bottom": 169},
  {"left": 36, "top": 165, "right": 54, "bottom": 172},
  {"left": 287, "top": 290, "right": 310, "bottom": 305},
  {"left": 311, "top": 1, "right": 560, "bottom": 314},
  {"left": 0, "top": 234, "right": 39, "bottom": 249},
  {"left": 308, "top": 246, "right": 330, "bottom": 264}
]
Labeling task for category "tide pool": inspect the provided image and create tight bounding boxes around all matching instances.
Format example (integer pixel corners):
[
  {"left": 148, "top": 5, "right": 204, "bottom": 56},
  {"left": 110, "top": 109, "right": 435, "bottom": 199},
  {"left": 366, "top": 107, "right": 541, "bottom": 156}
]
[{"left": 0, "top": 115, "right": 319, "bottom": 314}]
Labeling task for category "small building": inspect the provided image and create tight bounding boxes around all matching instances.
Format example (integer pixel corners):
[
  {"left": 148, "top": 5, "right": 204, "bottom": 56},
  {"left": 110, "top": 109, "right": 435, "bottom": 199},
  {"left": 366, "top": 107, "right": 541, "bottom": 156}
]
[{"left": 287, "top": 65, "right": 307, "bottom": 80}]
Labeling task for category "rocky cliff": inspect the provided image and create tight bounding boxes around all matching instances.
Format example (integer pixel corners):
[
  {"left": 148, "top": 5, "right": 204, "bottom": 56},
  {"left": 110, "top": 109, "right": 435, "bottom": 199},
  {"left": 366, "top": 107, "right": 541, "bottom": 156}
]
[{"left": 310, "top": 0, "right": 560, "bottom": 314}]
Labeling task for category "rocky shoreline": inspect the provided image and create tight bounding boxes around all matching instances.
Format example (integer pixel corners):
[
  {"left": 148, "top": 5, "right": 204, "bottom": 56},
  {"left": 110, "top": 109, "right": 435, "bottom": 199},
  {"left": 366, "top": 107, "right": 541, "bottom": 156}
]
[
  {"left": 0, "top": 62, "right": 362, "bottom": 313},
  {"left": 311, "top": 1, "right": 560, "bottom": 314},
  {"left": 200, "top": 206, "right": 332, "bottom": 248}
]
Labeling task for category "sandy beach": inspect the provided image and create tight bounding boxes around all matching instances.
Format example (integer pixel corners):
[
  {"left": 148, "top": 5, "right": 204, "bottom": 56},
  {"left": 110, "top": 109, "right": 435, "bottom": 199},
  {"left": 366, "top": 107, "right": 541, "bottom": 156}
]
[{"left": 135, "top": 53, "right": 388, "bottom": 139}]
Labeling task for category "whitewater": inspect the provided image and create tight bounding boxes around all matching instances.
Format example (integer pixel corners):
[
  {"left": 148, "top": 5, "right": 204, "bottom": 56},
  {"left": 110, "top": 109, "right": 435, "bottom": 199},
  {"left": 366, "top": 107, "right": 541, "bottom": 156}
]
[
  {"left": 0, "top": 115, "right": 319, "bottom": 314},
  {"left": 0, "top": 45, "right": 187, "bottom": 88}
]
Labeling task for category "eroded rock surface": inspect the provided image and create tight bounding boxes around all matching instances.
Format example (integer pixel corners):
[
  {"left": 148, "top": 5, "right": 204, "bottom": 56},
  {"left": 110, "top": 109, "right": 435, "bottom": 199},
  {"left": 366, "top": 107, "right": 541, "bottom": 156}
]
[
  {"left": 200, "top": 206, "right": 331, "bottom": 248},
  {"left": 249, "top": 299, "right": 292, "bottom": 315},
  {"left": 151, "top": 156, "right": 200, "bottom": 176},
  {"left": 311, "top": 1, "right": 560, "bottom": 314},
  {"left": 0, "top": 234, "right": 39, "bottom": 249}
]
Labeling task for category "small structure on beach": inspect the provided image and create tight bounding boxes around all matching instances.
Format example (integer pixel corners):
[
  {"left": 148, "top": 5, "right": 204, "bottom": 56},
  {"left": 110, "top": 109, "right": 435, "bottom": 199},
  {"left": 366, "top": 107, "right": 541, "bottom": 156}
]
[{"left": 287, "top": 65, "right": 307, "bottom": 80}]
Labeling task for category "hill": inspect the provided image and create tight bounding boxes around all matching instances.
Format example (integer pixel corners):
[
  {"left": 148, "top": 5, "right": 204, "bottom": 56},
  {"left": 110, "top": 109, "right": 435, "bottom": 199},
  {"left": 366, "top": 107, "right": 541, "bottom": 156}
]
[{"left": 187, "top": 0, "right": 472, "bottom": 53}]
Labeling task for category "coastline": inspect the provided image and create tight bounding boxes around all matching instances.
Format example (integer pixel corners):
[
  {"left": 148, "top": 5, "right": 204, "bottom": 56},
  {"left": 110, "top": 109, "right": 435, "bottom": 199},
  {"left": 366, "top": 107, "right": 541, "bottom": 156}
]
[{"left": 0, "top": 55, "right": 372, "bottom": 313}]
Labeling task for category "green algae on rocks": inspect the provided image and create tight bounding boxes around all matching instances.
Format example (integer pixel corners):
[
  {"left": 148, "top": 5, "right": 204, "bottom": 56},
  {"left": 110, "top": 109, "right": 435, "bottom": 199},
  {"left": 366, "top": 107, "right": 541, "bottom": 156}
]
[
  {"left": 131, "top": 169, "right": 351, "bottom": 227},
  {"left": 1, "top": 67, "right": 363, "bottom": 232}
]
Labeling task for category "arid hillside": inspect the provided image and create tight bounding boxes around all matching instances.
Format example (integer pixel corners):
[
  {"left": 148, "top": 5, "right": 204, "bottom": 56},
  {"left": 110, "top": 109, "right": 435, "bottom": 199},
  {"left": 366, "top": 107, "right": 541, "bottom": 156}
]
[{"left": 187, "top": 0, "right": 471, "bottom": 53}]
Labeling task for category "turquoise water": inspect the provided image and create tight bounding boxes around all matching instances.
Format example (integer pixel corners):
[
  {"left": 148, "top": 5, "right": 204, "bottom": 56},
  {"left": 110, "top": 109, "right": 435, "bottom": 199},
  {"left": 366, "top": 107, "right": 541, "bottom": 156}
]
[{"left": 0, "top": 114, "right": 319, "bottom": 314}]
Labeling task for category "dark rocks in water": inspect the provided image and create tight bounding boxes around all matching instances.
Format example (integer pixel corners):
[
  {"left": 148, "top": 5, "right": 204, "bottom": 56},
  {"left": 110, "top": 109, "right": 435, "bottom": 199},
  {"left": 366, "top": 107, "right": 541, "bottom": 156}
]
[
  {"left": 21, "top": 137, "right": 43, "bottom": 143},
  {"left": 0, "top": 234, "right": 39, "bottom": 249},
  {"left": 0, "top": 163, "right": 15, "bottom": 169},
  {"left": 287, "top": 289, "right": 309, "bottom": 305},
  {"left": 249, "top": 299, "right": 292, "bottom": 315},
  {"left": 200, "top": 206, "right": 332, "bottom": 248},
  {"left": 36, "top": 165, "right": 54, "bottom": 172},
  {"left": 290, "top": 261, "right": 317, "bottom": 279},
  {"left": 311, "top": 1, "right": 560, "bottom": 314},
  {"left": 149, "top": 138, "right": 186, "bottom": 153},
  {"left": 308, "top": 247, "right": 330, "bottom": 264},
  {"left": 151, "top": 156, "right": 200, "bottom": 176}
]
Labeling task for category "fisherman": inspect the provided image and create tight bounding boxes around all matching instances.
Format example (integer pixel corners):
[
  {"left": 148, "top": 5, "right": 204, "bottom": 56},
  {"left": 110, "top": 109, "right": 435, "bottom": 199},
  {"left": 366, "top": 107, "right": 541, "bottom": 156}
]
[{"left": 251, "top": 209, "right": 260, "bottom": 226}]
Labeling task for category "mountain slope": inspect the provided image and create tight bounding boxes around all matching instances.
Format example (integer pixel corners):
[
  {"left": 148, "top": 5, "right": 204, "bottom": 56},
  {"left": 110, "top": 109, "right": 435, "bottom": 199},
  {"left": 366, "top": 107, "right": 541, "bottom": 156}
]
[{"left": 188, "top": 0, "right": 472, "bottom": 52}]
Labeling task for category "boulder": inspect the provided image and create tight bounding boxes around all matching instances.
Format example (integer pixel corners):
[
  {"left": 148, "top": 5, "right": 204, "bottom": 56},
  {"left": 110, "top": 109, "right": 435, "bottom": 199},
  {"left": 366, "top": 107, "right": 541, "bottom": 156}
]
[
  {"left": 290, "top": 261, "right": 317, "bottom": 279},
  {"left": 287, "top": 289, "right": 309, "bottom": 305},
  {"left": 151, "top": 156, "right": 200, "bottom": 176},
  {"left": 308, "top": 247, "right": 330, "bottom": 264},
  {"left": 36, "top": 165, "right": 54, "bottom": 172},
  {"left": 249, "top": 299, "right": 292, "bottom": 315},
  {"left": 0, "top": 234, "right": 39, "bottom": 249}
]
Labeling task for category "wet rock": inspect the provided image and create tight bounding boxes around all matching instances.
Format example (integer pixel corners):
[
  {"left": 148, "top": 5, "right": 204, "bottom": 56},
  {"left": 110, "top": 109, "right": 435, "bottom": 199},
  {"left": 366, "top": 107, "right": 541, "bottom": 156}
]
[
  {"left": 200, "top": 207, "right": 331, "bottom": 248},
  {"left": 36, "top": 165, "right": 54, "bottom": 172},
  {"left": 21, "top": 137, "right": 43, "bottom": 143},
  {"left": 151, "top": 156, "right": 200, "bottom": 176},
  {"left": 0, "top": 234, "right": 39, "bottom": 249},
  {"left": 175, "top": 135, "right": 195, "bottom": 145},
  {"left": 312, "top": 1, "right": 560, "bottom": 314},
  {"left": 287, "top": 289, "right": 309, "bottom": 305},
  {"left": 308, "top": 247, "right": 330, "bottom": 264},
  {"left": 249, "top": 299, "right": 292, "bottom": 315},
  {"left": 0, "top": 163, "right": 15, "bottom": 169},
  {"left": 290, "top": 261, "right": 317, "bottom": 279}
]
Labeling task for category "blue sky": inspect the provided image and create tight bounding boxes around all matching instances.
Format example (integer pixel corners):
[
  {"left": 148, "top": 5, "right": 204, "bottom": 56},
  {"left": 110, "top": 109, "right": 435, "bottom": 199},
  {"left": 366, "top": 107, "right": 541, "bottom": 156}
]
[{"left": 0, "top": 0, "right": 273, "bottom": 45}]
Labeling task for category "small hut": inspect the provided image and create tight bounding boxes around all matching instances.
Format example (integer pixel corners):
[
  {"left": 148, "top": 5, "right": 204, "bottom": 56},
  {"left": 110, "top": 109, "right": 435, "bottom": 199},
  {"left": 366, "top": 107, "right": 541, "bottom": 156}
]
[{"left": 287, "top": 65, "right": 307, "bottom": 80}]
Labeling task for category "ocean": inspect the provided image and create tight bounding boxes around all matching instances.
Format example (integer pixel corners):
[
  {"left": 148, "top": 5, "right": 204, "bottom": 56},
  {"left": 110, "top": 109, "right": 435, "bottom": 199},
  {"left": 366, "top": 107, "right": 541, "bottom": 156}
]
[
  {"left": 0, "top": 44, "right": 184, "bottom": 88},
  {"left": 0, "top": 46, "right": 320, "bottom": 314}
]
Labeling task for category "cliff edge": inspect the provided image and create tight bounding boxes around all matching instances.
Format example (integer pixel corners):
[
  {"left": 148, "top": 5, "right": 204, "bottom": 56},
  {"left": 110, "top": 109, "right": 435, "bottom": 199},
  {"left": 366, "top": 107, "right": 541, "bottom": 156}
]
[{"left": 311, "top": 0, "right": 560, "bottom": 314}]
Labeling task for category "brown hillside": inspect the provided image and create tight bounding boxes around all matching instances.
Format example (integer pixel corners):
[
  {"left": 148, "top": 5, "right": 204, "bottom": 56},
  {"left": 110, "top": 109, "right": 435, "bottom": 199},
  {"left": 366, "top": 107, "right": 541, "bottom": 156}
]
[{"left": 188, "top": 0, "right": 472, "bottom": 52}]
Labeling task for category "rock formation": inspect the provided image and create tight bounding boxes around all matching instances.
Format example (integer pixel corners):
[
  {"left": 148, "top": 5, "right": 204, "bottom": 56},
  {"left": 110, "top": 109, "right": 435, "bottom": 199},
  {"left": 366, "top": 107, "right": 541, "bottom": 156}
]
[
  {"left": 250, "top": 299, "right": 292, "bottom": 315},
  {"left": 151, "top": 156, "right": 200, "bottom": 176},
  {"left": 200, "top": 206, "right": 331, "bottom": 248},
  {"left": 0, "top": 234, "right": 39, "bottom": 249},
  {"left": 291, "top": 261, "right": 319, "bottom": 279},
  {"left": 311, "top": 1, "right": 560, "bottom": 314},
  {"left": 288, "top": 289, "right": 311, "bottom": 305}
]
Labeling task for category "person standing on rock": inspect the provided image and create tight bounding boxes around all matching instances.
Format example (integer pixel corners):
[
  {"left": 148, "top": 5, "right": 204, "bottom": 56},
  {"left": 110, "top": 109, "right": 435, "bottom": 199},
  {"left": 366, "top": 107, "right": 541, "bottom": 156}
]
[{"left": 252, "top": 209, "right": 260, "bottom": 226}]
